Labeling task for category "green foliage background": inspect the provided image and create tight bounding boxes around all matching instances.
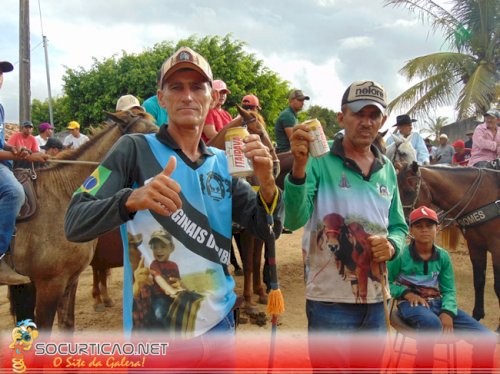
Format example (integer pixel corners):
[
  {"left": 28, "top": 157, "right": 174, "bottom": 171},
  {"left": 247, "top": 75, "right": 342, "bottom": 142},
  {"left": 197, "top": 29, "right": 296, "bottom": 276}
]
[{"left": 31, "top": 34, "right": 339, "bottom": 138}]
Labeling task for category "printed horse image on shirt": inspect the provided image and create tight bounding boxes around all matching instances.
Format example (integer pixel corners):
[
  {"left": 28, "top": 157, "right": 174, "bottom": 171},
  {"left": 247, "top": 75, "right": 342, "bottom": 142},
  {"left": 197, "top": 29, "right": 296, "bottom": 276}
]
[{"left": 314, "top": 213, "right": 383, "bottom": 303}]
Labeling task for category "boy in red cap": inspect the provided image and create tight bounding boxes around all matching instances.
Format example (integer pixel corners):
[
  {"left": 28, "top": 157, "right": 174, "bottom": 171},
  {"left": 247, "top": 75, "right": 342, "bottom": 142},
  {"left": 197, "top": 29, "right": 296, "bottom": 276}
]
[
  {"left": 451, "top": 139, "right": 471, "bottom": 166},
  {"left": 388, "top": 206, "right": 495, "bottom": 369}
]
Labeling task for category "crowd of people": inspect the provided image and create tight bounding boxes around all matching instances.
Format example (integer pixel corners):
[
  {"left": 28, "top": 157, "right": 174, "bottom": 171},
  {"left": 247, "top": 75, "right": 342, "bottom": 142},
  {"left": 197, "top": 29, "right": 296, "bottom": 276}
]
[{"left": 1, "top": 47, "right": 498, "bottom": 372}]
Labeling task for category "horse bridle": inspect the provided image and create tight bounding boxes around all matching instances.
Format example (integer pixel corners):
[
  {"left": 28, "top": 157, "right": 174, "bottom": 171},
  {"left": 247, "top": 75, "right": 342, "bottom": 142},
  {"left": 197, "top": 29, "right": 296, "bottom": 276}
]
[
  {"left": 402, "top": 168, "right": 423, "bottom": 212},
  {"left": 118, "top": 111, "right": 156, "bottom": 134},
  {"left": 404, "top": 166, "right": 484, "bottom": 230}
]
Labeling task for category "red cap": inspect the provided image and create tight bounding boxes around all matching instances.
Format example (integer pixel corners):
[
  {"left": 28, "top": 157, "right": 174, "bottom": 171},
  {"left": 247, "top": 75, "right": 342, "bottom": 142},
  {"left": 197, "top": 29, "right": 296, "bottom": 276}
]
[
  {"left": 241, "top": 94, "right": 261, "bottom": 109},
  {"left": 409, "top": 206, "right": 439, "bottom": 225},
  {"left": 213, "top": 79, "right": 231, "bottom": 94},
  {"left": 452, "top": 140, "right": 465, "bottom": 148}
]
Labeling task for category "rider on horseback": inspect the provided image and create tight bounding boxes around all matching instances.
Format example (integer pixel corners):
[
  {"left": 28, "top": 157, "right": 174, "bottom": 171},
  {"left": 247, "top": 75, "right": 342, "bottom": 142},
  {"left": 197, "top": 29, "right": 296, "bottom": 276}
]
[{"left": 0, "top": 60, "right": 48, "bottom": 285}]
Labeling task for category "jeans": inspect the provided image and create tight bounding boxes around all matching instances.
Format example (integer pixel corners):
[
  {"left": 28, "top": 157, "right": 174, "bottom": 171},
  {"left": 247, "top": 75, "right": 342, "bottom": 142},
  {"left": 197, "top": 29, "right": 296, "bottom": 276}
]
[
  {"left": 0, "top": 164, "right": 25, "bottom": 255},
  {"left": 306, "top": 300, "right": 388, "bottom": 371},
  {"left": 398, "top": 299, "right": 496, "bottom": 368},
  {"left": 398, "top": 298, "right": 491, "bottom": 333}
]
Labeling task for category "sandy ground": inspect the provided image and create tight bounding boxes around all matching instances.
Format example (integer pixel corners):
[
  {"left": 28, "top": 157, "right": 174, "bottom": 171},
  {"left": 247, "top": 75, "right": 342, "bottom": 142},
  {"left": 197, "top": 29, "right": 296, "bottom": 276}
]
[{"left": 0, "top": 228, "right": 498, "bottom": 335}]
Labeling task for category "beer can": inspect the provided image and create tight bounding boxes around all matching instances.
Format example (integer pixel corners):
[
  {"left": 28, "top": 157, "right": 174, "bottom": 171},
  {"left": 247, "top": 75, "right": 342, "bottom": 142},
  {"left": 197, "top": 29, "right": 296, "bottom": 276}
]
[
  {"left": 304, "top": 118, "right": 329, "bottom": 158},
  {"left": 225, "top": 127, "right": 254, "bottom": 177}
]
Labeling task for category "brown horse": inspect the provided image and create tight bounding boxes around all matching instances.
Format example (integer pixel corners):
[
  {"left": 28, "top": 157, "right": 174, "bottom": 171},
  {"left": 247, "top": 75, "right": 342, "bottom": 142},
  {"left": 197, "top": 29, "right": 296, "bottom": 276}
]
[
  {"left": 396, "top": 161, "right": 500, "bottom": 331},
  {"left": 10, "top": 110, "right": 157, "bottom": 331}
]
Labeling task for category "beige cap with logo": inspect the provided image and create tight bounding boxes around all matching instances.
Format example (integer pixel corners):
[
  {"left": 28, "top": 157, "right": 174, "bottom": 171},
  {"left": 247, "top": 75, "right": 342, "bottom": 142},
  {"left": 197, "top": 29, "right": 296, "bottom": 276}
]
[{"left": 159, "top": 46, "right": 213, "bottom": 88}]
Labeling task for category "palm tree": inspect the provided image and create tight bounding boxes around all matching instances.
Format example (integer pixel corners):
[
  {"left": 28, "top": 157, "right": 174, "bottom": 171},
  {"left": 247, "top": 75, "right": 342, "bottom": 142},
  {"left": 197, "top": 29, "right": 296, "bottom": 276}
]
[
  {"left": 421, "top": 116, "right": 449, "bottom": 140},
  {"left": 384, "top": 0, "right": 499, "bottom": 120}
]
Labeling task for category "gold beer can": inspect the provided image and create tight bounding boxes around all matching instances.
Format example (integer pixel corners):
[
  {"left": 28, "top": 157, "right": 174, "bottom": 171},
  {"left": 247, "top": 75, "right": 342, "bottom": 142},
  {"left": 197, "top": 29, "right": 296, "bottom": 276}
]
[
  {"left": 304, "top": 118, "right": 330, "bottom": 157},
  {"left": 225, "top": 127, "right": 254, "bottom": 177}
]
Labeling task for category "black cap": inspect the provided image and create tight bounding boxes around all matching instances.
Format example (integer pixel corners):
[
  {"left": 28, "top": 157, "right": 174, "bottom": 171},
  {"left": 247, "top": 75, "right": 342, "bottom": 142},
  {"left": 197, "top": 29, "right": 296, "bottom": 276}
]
[
  {"left": 41, "top": 137, "right": 63, "bottom": 150},
  {"left": 0, "top": 61, "right": 14, "bottom": 73},
  {"left": 21, "top": 121, "right": 34, "bottom": 128},
  {"left": 394, "top": 114, "right": 417, "bottom": 127}
]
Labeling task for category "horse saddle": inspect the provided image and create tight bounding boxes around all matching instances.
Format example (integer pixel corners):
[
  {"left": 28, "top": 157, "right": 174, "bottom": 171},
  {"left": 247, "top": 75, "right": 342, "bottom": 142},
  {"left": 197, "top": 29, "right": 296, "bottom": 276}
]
[{"left": 14, "top": 168, "right": 38, "bottom": 222}]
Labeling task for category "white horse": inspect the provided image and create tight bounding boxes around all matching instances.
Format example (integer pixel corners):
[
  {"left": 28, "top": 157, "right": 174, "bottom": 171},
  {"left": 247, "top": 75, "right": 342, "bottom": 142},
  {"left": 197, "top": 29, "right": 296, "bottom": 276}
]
[{"left": 386, "top": 134, "right": 417, "bottom": 164}]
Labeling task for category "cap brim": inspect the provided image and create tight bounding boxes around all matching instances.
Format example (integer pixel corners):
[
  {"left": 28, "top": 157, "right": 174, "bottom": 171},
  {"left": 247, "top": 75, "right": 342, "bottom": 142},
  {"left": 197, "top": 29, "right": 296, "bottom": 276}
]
[
  {"left": 0, "top": 61, "right": 14, "bottom": 73},
  {"left": 410, "top": 217, "right": 439, "bottom": 225},
  {"left": 296, "top": 96, "right": 310, "bottom": 100},
  {"left": 346, "top": 100, "right": 384, "bottom": 113},
  {"left": 162, "top": 62, "right": 211, "bottom": 85}
]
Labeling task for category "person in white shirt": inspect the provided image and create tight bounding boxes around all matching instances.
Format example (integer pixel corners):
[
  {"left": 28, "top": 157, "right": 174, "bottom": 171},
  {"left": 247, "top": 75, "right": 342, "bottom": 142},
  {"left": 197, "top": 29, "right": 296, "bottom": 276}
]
[
  {"left": 63, "top": 121, "right": 89, "bottom": 150},
  {"left": 35, "top": 122, "right": 54, "bottom": 151},
  {"left": 386, "top": 114, "right": 430, "bottom": 164}
]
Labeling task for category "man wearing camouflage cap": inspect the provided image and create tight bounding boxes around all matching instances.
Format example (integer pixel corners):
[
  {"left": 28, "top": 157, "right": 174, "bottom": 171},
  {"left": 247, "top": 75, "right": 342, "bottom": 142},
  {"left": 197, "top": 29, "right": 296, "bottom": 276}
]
[{"left": 65, "top": 47, "right": 283, "bottom": 351}]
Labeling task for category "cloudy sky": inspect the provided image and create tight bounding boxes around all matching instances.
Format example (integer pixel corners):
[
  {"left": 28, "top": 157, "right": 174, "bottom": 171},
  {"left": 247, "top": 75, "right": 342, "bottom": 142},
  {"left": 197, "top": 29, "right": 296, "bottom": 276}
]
[{"left": 0, "top": 0, "right": 455, "bottom": 131}]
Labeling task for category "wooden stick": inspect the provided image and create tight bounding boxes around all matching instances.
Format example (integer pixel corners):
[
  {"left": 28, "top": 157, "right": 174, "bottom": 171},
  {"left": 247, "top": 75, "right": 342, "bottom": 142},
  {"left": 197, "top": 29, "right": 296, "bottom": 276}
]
[
  {"left": 379, "top": 262, "right": 391, "bottom": 331},
  {"left": 45, "top": 159, "right": 100, "bottom": 166}
]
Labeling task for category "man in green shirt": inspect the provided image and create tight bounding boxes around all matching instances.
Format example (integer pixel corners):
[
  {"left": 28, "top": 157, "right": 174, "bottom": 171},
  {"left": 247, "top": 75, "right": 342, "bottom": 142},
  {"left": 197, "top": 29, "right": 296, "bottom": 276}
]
[{"left": 274, "top": 89, "right": 309, "bottom": 153}]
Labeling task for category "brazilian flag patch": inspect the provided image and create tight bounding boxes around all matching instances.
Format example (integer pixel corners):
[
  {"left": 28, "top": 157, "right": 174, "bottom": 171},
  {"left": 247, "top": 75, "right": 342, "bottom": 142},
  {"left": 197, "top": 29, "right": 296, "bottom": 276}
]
[{"left": 74, "top": 166, "right": 111, "bottom": 196}]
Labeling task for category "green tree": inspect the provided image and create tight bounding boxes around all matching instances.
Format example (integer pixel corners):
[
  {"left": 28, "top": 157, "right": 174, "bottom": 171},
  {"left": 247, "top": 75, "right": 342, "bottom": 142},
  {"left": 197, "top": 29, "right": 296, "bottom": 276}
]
[
  {"left": 385, "top": 0, "right": 499, "bottom": 119},
  {"left": 60, "top": 35, "right": 290, "bottom": 135},
  {"left": 422, "top": 115, "right": 449, "bottom": 140},
  {"left": 302, "top": 105, "right": 341, "bottom": 139},
  {"left": 31, "top": 96, "right": 72, "bottom": 133}
]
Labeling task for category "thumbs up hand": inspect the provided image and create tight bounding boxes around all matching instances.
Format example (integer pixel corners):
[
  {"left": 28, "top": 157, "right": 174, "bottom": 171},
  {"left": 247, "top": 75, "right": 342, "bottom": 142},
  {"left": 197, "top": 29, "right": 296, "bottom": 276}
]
[{"left": 125, "top": 156, "right": 182, "bottom": 216}]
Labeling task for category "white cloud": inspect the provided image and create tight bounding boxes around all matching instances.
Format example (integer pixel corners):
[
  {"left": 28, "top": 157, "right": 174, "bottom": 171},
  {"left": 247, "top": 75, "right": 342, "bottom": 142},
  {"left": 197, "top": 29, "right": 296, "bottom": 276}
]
[{"left": 338, "top": 36, "right": 375, "bottom": 50}]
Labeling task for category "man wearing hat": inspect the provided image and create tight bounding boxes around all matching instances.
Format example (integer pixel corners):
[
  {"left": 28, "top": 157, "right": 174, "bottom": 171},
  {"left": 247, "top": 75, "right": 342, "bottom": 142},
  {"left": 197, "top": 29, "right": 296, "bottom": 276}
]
[
  {"left": 35, "top": 122, "right": 55, "bottom": 150},
  {"left": 388, "top": 205, "right": 495, "bottom": 369},
  {"left": 386, "top": 114, "right": 429, "bottom": 164},
  {"left": 116, "top": 94, "right": 143, "bottom": 112},
  {"left": 7, "top": 121, "right": 40, "bottom": 154},
  {"left": 63, "top": 120, "right": 89, "bottom": 150},
  {"left": 241, "top": 94, "right": 261, "bottom": 111},
  {"left": 432, "top": 133, "right": 454, "bottom": 164},
  {"left": 468, "top": 109, "right": 500, "bottom": 168},
  {"left": 202, "top": 79, "right": 233, "bottom": 143},
  {"left": 41, "top": 137, "right": 64, "bottom": 157},
  {"left": 65, "top": 46, "right": 283, "bottom": 345},
  {"left": 0, "top": 60, "right": 47, "bottom": 285},
  {"left": 451, "top": 139, "right": 471, "bottom": 166},
  {"left": 274, "top": 89, "right": 310, "bottom": 153},
  {"left": 284, "top": 80, "right": 408, "bottom": 369}
]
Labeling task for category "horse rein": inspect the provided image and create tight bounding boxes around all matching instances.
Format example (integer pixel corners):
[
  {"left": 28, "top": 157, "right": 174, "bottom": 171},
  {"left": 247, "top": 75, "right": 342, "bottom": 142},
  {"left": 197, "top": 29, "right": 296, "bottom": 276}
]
[
  {"left": 406, "top": 166, "right": 484, "bottom": 230},
  {"left": 438, "top": 168, "right": 483, "bottom": 230}
]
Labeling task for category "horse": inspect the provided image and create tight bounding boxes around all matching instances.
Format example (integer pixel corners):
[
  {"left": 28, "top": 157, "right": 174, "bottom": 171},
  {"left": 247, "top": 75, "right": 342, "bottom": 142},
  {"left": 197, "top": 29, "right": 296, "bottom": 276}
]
[
  {"left": 9, "top": 109, "right": 158, "bottom": 331},
  {"left": 395, "top": 161, "right": 500, "bottom": 332},
  {"left": 386, "top": 133, "right": 417, "bottom": 165}
]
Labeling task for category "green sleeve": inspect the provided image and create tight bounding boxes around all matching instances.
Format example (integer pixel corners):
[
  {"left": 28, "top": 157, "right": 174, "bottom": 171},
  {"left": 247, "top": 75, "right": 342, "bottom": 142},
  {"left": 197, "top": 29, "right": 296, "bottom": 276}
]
[
  {"left": 278, "top": 108, "right": 297, "bottom": 129},
  {"left": 438, "top": 249, "right": 457, "bottom": 316},
  {"left": 386, "top": 167, "right": 409, "bottom": 256},
  {"left": 387, "top": 251, "right": 407, "bottom": 299},
  {"left": 283, "top": 158, "right": 319, "bottom": 230}
]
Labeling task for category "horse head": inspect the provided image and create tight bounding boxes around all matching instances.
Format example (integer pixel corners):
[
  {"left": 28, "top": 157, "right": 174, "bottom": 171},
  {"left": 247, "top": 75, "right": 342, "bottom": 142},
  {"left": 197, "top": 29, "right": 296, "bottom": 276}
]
[
  {"left": 105, "top": 108, "right": 158, "bottom": 135},
  {"left": 395, "top": 161, "right": 430, "bottom": 218},
  {"left": 235, "top": 105, "right": 280, "bottom": 178},
  {"left": 386, "top": 134, "right": 417, "bottom": 165}
]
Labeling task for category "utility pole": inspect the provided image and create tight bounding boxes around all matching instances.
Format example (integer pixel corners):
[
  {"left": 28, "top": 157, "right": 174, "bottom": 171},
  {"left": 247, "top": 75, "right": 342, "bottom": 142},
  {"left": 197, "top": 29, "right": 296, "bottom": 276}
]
[{"left": 19, "top": 0, "right": 30, "bottom": 123}]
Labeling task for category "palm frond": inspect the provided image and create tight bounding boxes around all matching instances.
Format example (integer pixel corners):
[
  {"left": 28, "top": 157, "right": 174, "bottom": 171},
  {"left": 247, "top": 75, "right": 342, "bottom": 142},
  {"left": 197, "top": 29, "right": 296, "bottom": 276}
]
[
  {"left": 388, "top": 74, "right": 458, "bottom": 118},
  {"left": 456, "top": 63, "right": 497, "bottom": 118},
  {"left": 400, "top": 52, "right": 474, "bottom": 81}
]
